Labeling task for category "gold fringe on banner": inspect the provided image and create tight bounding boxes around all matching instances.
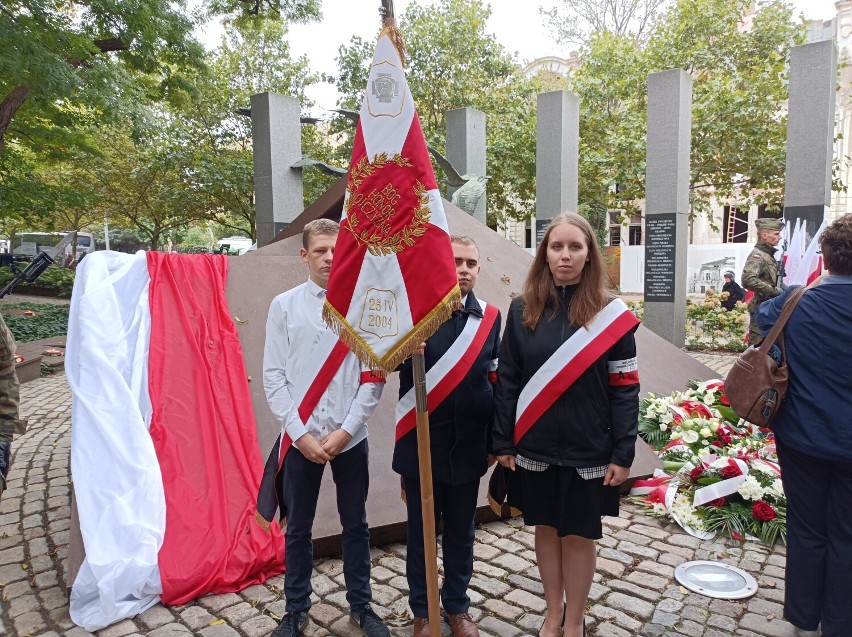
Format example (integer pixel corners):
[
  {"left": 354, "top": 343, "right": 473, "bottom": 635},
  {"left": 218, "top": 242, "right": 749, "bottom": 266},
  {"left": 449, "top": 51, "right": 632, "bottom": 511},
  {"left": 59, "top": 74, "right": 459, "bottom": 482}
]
[
  {"left": 380, "top": 19, "right": 407, "bottom": 68},
  {"left": 322, "top": 284, "right": 461, "bottom": 373}
]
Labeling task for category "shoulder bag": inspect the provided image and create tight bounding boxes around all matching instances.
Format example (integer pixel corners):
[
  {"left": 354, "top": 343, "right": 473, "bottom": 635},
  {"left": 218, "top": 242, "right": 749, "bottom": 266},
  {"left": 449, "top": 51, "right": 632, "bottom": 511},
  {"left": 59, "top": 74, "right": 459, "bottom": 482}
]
[{"left": 724, "top": 286, "right": 807, "bottom": 428}]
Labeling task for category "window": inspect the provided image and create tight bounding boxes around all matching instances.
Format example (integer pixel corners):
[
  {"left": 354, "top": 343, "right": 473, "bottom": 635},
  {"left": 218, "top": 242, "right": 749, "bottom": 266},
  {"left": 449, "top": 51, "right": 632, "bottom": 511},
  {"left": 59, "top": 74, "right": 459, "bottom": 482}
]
[
  {"left": 628, "top": 226, "right": 642, "bottom": 245},
  {"left": 609, "top": 227, "right": 621, "bottom": 246}
]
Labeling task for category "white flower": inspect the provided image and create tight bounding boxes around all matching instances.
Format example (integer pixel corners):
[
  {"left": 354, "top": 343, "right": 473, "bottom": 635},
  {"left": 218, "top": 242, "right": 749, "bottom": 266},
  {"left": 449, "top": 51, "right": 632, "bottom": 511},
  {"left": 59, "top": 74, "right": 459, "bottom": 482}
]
[
  {"left": 660, "top": 412, "right": 674, "bottom": 425},
  {"left": 670, "top": 430, "right": 683, "bottom": 440},
  {"left": 710, "top": 422, "right": 720, "bottom": 433},
  {"left": 698, "top": 448, "right": 713, "bottom": 462},
  {"left": 737, "top": 476, "right": 766, "bottom": 501},
  {"left": 659, "top": 423, "right": 668, "bottom": 431},
  {"left": 652, "top": 502, "right": 667, "bottom": 515},
  {"left": 699, "top": 427, "right": 712, "bottom": 439},
  {"left": 767, "top": 479, "right": 785, "bottom": 499},
  {"left": 711, "top": 457, "right": 729, "bottom": 469},
  {"left": 682, "top": 430, "right": 700, "bottom": 444},
  {"left": 703, "top": 393, "right": 715, "bottom": 406}
]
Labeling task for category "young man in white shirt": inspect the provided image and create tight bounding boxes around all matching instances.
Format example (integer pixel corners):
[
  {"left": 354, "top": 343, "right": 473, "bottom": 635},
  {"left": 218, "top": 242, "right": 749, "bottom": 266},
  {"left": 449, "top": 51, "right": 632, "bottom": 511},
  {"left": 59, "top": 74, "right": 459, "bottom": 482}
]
[{"left": 263, "top": 219, "right": 389, "bottom": 637}]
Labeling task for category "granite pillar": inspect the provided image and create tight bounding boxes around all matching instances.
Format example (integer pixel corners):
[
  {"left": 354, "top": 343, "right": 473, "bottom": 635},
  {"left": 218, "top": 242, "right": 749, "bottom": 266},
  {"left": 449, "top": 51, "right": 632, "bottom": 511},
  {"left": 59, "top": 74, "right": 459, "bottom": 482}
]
[
  {"left": 643, "top": 70, "right": 692, "bottom": 347},
  {"left": 783, "top": 41, "right": 838, "bottom": 235},
  {"left": 251, "top": 93, "right": 303, "bottom": 247},
  {"left": 535, "top": 90, "right": 579, "bottom": 245},
  {"left": 446, "top": 108, "right": 487, "bottom": 224}
]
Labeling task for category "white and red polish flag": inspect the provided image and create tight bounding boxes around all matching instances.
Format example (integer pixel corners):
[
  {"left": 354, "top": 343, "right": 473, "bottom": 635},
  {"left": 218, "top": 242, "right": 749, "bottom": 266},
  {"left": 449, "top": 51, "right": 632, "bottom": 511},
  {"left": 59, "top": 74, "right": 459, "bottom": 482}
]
[
  {"left": 67, "top": 251, "right": 284, "bottom": 631},
  {"left": 322, "top": 23, "right": 460, "bottom": 371}
]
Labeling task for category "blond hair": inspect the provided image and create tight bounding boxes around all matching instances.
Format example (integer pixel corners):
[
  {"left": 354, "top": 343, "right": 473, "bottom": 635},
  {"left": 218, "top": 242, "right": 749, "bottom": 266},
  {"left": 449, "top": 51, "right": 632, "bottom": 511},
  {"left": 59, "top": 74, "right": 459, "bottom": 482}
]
[{"left": 302, "top": 219, "right": 340, "bottom": 249}]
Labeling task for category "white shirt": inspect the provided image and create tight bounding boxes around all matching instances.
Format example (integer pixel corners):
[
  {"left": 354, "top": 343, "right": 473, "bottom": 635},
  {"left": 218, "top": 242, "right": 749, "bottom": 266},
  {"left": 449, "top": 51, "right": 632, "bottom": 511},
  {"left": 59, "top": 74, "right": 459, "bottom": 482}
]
[{"left": 263, "top": 279, "right": 383, "bottom": 453}]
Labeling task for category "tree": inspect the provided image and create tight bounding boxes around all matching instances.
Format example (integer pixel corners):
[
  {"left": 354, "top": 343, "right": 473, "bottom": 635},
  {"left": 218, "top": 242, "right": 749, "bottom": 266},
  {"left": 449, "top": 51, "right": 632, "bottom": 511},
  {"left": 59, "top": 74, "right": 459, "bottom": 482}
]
[
  {"left": 0, "top": 0, "right": 206, "bottom": 154},
  {"left": 168, "top": 18, "right": 324, "bottom": 241},
  {"left": 568, "top": 0, "right": 804, "bottom": 225},
  {"left": 334, "top": 0, "right": 544, "bottom": 224},
  {"left": 542, "top": 0, "right": 669, "bottom": 48}
]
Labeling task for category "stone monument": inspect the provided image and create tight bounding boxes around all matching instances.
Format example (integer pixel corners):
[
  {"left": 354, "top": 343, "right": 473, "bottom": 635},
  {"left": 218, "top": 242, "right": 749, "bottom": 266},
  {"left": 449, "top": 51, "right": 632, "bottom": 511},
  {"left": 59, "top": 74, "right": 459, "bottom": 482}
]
[
  {"left": 643, "top": 69, "right": 692, "bottom": 348},
  {"left": 783, "top": 41, "right": 838, "bottom": 236}
]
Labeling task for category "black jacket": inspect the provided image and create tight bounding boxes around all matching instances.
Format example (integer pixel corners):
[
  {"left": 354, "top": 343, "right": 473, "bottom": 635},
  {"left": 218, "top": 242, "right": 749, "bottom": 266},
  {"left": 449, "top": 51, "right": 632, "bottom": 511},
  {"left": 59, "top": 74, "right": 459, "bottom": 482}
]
[
  {"left": 491, "top": 287, "right": 639, "bottom": 468},
  {"left": 393, "top": 292, "right": 501, "bottom": 485},
  {"left": 721, "top": 280, "right": 745, "bottom": 311}
]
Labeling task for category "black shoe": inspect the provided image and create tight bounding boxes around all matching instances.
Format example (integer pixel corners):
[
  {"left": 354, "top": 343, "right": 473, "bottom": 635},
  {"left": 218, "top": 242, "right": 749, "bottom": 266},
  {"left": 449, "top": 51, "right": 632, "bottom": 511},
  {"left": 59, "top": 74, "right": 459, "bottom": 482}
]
[
  {"left": 271, "top": 611, "right": 308, "bottom": 637},
  {"left": 350, "top": 605, "right": 390, "bottom": 637}
]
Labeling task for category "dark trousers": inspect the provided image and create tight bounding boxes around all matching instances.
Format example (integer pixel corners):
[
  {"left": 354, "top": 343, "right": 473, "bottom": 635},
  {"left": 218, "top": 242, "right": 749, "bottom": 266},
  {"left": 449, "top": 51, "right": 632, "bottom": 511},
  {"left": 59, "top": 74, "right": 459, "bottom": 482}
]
[
  {"left": 777, "top": 441, "right": 852, "bottom": 636},
  {"left": 282, "top": 439, "right": 372, "bottom": 613},
  {"left": 403, "top": 476, "right": 479, "bottom": 618}
]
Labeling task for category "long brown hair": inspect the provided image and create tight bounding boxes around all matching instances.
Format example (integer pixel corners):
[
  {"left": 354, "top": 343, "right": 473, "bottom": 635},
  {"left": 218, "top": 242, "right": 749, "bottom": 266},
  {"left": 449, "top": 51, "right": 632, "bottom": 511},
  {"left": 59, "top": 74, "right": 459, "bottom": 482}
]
[{"left": 522, "top": 212, "right": 612, "bottom": 330}]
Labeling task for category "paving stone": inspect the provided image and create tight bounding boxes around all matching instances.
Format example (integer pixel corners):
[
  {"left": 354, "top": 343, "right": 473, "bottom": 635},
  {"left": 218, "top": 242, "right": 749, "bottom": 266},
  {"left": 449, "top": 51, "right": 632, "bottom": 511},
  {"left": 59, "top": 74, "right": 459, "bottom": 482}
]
[
  {"left": 708, "top": 613, "right": 737, "bottom": 632},
  {"left": 588, "top": 604, "right": 643, "bottom": 632},
  {"left": 2, "top": 579, "right": 33, "bottom": 600},
  {"left": 8, "top": 593, "right": 40, "bottom": 617},
  {"left": 179, "top": 606, "right": 216, "bottom": 630},
  {"left": 137, "top": 605, "right": 176, "bottom": 630},
  {"left": 241, "top": 614, "right": 278, "bottom": 637},
  {"left": 606, "top": 579, "right": 659, "bottom": 603},
  {"left": 655, "top": 598, "right": 684, "bottom": 614},
  {"left": 197, "top": 593, "right": 243, "bottom": 613},
  {"left": 197, "top": 624, "right": 240, "bottom": 637},
  {"left": 0, "top": 562, "right": 28, "bottom": 585},
  {"left": 598, "top": 548, "right": 633, "bottom": 565},
  {"left": 592, "top": 623, "right": 631, "bottom": 637},
  {"left": 13, "top": 611, "right": 47, "bottom": 637},
  {"left": 626, "top": 570, "right": 667, "bottom": 590},
  {"left": 738, "top": 612, "right": 797, "bottom": 636},
  {"left": 482, "top": 598, "right": 524, "bottom": 620},
  {"left": 0, "top": 545, "right": 24, "bottom": 565},
  {"left": 96, "top": 619, "right": 138, "bottom": 637},
  {"left": 596, "top": 557, "right": 625, "bottom": 578},
  {"left": 505, "top": 587, "right": 547, "bottom": 613},
  {"left": 676, "top": 618, "right": 706, "bottom": 637},
  {"left": 650, "top": 610, "right": 679, "bottom": 627},
  {"left": 308, "top": 602, "right": 344, "bottom": 628},
  {"left": 506, "top": 573, "right": 544, "bottom": 596},
  {"left": 490, "top": 552, "right": 533, "bottom": 572},
  {"left": 605, "top": 592, "right": 654, "bottom": 619},
  {"left": 218, "top": 601, "right": 259, "bottom": 625},
  {"left": 477, "top": 614, "right": 523, "bottom": 636}
]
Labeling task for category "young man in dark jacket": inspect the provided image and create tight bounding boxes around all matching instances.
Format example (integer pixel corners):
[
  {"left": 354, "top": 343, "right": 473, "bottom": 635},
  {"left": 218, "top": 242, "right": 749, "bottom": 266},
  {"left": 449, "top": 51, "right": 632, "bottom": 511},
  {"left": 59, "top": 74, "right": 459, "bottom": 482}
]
[{"left": 393, "top": 235, "right": 501, "bottom": 637}]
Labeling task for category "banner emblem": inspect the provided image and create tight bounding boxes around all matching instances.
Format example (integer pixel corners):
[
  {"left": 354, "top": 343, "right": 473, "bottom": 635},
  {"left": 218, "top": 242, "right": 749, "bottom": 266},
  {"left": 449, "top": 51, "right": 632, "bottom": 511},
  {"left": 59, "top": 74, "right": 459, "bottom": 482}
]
[
  {"left": 346, "top": 153, "right": 430, "bottom": 256},
  {"left": 368, "top": 62, "right": 404, "bottom": 116},
  {"left": 361, "top": 288, "right": 399, "bottom": 338}
]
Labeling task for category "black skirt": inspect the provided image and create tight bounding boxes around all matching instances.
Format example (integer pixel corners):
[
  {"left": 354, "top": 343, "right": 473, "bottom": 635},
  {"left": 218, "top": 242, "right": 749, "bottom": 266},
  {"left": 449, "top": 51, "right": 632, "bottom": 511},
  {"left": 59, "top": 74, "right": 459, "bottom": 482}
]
[{"left": 505, "top": 464, "right": 620, "bottom": 539}]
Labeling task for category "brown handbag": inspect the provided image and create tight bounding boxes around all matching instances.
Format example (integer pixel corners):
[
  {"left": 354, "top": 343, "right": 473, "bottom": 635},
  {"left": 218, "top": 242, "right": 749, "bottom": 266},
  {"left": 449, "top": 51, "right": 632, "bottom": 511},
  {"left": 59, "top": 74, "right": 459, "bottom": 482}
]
[{"left": 724, "top": 286, "right": 807, "bottom": 428}]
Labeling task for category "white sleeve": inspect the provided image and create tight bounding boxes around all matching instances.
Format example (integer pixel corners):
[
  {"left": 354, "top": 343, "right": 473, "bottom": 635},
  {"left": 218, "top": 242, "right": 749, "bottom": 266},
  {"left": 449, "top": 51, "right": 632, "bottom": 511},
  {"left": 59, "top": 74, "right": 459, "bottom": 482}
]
[{"left": 262, "top": 298, "right": 308, "bottom": 442}]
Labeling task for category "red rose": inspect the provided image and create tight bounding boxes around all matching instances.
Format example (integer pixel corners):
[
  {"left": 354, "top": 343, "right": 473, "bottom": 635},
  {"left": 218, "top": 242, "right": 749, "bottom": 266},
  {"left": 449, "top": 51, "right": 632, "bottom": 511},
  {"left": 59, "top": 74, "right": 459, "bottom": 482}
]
[
  {"left": 720, "top": 394, "right": 730, "bottom": 406},
  {"left": 752, "top": 501, "right": 777, "bottom": 522},
  {"left": 718, "top": 434, "right": 733, "bottom": 445},
  {"left": 689, "top": 467, "right": 704, "bottom": 482},
  {"left": 720, "top": 464, "right": 743, "bottom": 479},
  {"left": 707, "top": 498, "right": 727, "bottom": 508}
]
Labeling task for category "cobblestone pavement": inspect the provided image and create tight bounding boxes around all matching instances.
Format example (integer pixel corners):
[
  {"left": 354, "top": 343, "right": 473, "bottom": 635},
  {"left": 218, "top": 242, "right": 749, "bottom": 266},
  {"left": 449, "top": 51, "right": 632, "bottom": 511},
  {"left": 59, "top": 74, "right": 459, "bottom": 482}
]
[{"left": 3, "top": 355, "right": 804, "bottom": 637}]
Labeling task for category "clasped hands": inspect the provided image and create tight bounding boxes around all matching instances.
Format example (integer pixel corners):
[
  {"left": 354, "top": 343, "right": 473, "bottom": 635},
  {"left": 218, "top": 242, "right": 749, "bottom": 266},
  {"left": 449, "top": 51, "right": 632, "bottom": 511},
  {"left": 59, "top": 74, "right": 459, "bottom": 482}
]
[{"left": 296, "top": 429, "right": 352, "bottom": 464}]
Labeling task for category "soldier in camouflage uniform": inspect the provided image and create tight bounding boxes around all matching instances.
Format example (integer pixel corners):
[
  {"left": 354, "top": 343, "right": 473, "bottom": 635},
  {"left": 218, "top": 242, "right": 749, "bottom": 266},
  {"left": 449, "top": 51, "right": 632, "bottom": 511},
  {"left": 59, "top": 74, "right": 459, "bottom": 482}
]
[
  {"left": 741, "top": 218, "right": 785, "bottom": 345},
  {"left": 0, "top": 313, "right": 25, "bottom": 499}
]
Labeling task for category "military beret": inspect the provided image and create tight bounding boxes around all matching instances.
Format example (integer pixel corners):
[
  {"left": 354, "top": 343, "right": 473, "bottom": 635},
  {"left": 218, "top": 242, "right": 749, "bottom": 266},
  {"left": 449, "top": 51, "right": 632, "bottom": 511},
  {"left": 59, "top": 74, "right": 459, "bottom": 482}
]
[{"left": 755, "top": 218, "right": 784, "bottom": 231}]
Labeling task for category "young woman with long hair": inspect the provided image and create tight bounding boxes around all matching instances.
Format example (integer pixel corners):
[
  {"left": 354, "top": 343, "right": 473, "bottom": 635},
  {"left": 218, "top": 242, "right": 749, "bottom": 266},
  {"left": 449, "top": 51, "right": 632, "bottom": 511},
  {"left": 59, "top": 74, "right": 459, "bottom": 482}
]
[{"left": 492, "top": 212, "right": 640, "bottom": 637}]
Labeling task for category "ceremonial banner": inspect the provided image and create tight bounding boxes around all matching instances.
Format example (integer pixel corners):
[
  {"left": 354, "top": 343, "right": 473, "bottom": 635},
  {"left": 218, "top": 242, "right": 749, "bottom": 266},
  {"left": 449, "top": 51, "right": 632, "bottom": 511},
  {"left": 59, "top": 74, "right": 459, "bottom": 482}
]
[
  {"left": 323, "top": 25, "right": 460, "bottom": 371},
  {"left": 68, "top": 252, "right": 284, "bottom": 631}
]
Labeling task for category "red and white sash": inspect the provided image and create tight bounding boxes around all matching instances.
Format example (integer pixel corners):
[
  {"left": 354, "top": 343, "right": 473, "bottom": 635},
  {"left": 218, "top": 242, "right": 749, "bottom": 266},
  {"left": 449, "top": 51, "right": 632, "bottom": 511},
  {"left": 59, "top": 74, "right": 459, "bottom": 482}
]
[
  {"left": 395, "top": 301, "right": 499, "bottom": 441},
  {"left": 276, "top": 331, "right": 353, "bottom": 467},
  {"left": 514, "top": 298, "right": 639, "bottom": 444}
]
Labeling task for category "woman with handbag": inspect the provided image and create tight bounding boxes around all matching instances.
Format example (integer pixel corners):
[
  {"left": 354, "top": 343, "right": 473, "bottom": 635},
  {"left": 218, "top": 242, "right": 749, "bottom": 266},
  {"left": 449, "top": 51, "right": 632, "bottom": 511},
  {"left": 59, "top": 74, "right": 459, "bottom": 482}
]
[
  {"left": 491, "top": 213, "right": 640, "bottom": 637},
  {"left": 754, "top": 213, "right": 852, "bottom": 637}
]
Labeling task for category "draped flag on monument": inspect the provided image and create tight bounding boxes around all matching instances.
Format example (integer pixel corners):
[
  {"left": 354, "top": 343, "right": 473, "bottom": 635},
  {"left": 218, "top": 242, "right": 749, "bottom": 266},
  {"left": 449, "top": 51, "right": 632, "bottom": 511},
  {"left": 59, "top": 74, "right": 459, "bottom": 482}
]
[
  {"left": 322, "top": 23, "right": 460, "bottom": 371},
  {"left": 67, "top": 252, "right": 284, "bottom": 631}
]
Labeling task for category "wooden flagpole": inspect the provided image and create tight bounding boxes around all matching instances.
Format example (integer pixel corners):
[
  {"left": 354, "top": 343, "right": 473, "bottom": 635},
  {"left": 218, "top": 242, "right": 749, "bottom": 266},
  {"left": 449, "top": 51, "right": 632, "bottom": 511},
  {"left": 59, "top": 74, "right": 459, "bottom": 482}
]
[
  {"left": 376, "top": 5, "right": 440, "bottom": 635},
  {"left": 412, "top": 353, "right": 442, "bottom": 637}
]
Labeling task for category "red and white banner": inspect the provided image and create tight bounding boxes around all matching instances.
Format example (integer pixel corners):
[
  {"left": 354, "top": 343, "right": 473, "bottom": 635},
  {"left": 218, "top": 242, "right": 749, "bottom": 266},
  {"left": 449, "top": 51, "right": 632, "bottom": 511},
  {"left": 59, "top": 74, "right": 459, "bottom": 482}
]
[
  {"left": 395, "top": 301, "right": 499, "bottom": 440},
  {"left": 514, "top": 299, "right": 639, "bottom": 444},
  {"left": 68, "top": 252, "right": 284, "bottom": 631},
  {"left": 323, "top": 24, "right": 460, "bottom": 372}
]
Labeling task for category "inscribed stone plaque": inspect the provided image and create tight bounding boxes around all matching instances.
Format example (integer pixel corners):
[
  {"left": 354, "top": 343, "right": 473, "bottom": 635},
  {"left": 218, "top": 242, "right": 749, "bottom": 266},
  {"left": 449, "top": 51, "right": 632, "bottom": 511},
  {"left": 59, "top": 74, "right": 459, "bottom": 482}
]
[
  {"left": 644, "top": 213, "right": 677, "bottom": 302},
  {"left": 535, "top": 219, "right": 549, "bottom": 248}
]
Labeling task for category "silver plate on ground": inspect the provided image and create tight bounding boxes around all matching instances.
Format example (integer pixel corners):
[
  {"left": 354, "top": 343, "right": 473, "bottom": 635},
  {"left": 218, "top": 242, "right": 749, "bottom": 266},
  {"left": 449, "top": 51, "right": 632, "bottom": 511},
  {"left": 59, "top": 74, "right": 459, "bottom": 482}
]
[{"left": 674, "top": 560, "right": 758, "bottom": 599}]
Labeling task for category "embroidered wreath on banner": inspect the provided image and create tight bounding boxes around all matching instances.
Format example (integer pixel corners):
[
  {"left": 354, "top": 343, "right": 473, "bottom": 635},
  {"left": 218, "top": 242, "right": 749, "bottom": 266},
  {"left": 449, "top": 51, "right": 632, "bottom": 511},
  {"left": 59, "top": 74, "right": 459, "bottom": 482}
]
[{"left": 345, "top": 153, "right": 431, "bottom": 256}]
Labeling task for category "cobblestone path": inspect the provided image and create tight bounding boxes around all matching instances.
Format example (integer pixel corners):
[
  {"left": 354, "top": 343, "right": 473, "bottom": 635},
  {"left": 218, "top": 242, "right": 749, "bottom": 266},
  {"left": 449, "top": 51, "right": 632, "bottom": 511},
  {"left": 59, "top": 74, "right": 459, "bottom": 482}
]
[{"left": 2, "top": 357, "right": 802, "bottom": 637}]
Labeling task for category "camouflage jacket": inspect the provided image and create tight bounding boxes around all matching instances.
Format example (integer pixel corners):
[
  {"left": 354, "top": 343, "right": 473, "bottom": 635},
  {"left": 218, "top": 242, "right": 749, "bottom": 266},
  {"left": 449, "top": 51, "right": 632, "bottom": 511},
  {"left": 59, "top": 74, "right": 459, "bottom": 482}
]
[
  {"left": 0, "top": 314, "right": 23, "bottom": 442},
  {"left": 742, "top": 242, "right": 781, "bottom": 312}
]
